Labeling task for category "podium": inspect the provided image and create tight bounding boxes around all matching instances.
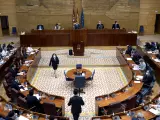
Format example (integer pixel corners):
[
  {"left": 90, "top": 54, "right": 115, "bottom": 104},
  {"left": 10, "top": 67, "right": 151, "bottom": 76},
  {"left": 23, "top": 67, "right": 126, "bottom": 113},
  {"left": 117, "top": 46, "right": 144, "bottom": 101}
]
[{"left": 73, "top": 41, "right": 84, "bottom": 56}]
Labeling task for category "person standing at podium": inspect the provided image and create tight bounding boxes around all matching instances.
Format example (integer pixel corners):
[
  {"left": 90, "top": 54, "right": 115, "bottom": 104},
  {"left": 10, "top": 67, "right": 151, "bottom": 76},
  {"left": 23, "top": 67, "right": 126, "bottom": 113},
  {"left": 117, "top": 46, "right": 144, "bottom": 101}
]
[
  {"left": 96, "top": 21, "right": 104, "bottom": 29},
  {"left": 73, "top": 22, "right": 80, "bottom": 30},
  {"left": 37, "top": 24, "right": 44, "bottom": 30},
  {"left": 112, "top": 21, "right": 120, "bottom": 29},
  {"left": 49, "top": 53, "right": 59, "bottom": 78}
]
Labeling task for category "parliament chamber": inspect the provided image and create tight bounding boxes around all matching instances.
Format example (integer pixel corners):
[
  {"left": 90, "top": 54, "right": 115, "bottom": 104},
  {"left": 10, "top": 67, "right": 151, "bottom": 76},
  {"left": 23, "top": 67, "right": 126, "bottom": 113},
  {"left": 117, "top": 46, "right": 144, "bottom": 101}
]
[{"left": 1, "top": 0, "right": 160, "bottom": 120}]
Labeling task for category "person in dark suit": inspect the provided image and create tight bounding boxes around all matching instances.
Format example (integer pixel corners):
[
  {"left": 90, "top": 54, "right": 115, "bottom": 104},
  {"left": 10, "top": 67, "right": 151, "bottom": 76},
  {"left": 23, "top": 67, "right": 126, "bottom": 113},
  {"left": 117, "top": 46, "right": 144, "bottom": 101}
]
[
  {"left": 112, "top": 21, "right": 120, "bottom": 29},
  {"left": 26, "top": 89, "right": 42, "bottom": 112},
  {"left": 125, "top": 45, "right": 133, "bottom": 55},
  {"left": 49, "top": 53, "right": 59, "bottom": 78},
  {"left": 37, "top": 24, "right": 44, "bottom": 30},
  {"left": 73, "top": 22, "right": 80, "bottom": 30},
  {"left": 142, "top": 70, "right": 155, "bottom": 87},
  {"left": 68, "top": 89, "right": 84, "bottom": 120},
  {"left": 96, "top": 21, "right": 104, "bottom": 29},
  {"left": 0, "top": 44, "right": 2, "bottom": 52},
  {"left": 9, "top": 64, "right": 17, "bottom": 78},
  {"left": 5, "top": 110, "right": 18, "bottom": 120},
  {"left": 11, "top": 80, "right": 21, "bottom": 91}
]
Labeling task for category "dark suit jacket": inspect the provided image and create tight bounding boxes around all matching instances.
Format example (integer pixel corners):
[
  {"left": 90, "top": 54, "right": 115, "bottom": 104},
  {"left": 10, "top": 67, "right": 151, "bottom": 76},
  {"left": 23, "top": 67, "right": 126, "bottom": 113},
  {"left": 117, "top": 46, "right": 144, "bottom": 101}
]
[
  {"left": 11, "top": 80, "right": 20, "bottom": 91},
  {"left": 68, "top": 95, "right": 84, "bottom": 114},
  {"left": 96, "top": 24, "right": 104, "bottom": 29},
  {"left": 74, "top": 24, "right": 80, "bottom": 30},
  {"left": 37, "top": 25, "right": 44, "bottom": 30},
  {"left": 49, "top": 57, "right": 59, "bottom": 68},
  {"left": 26, "top": 95, "right": 40, "bottom": 108},
  {"left": 112, "top": 23, "right": 120, "bottom": 29},
  {"left": 142, "top": 74, "right": 155, "bottom": 85}
]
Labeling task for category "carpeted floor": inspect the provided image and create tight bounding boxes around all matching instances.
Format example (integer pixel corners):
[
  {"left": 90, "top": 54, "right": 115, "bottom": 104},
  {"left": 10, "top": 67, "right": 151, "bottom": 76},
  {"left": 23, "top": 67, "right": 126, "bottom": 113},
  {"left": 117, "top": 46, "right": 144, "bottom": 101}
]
[
  {"left": 39, "top": 49, "right": 119, "bottom": 66},
  {"left": 31, "top": 67, "right": 128, "bottom": 119},
  {"left": 30, "top": 49, "right": 128, "bottom": 119}
]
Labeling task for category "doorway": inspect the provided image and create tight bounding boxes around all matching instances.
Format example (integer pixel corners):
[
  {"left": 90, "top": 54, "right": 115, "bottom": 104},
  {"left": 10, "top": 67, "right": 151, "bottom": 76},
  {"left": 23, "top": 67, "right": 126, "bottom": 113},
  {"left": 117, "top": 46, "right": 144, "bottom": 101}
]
[
  {"left": 155, "top": 14, "right": 160, "bottom": 34},
  {"left": 0, "top": 16, "right": 9, "bottom": 36}
]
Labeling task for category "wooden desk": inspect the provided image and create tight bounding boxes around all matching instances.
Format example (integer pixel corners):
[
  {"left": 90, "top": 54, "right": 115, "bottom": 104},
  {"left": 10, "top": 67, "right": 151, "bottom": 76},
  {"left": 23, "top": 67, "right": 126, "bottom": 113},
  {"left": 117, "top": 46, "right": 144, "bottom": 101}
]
[
  {"left": 66, "top": 68, "right": 92, "bottom": 80},
  {"left": 20, "top": 29, "right": 137, "bottom": 47},
  {"left": 16, "top": 49, "right": 65, "bottom": 116},
  {"left": 137, "top": 46, "right": 160, "bottom": 85},
  {"left": 95, "top": 47, "right": 143, "bottom": 116},
  {"left": 0, "top": 96, "right": 69, "bottom": 120}
]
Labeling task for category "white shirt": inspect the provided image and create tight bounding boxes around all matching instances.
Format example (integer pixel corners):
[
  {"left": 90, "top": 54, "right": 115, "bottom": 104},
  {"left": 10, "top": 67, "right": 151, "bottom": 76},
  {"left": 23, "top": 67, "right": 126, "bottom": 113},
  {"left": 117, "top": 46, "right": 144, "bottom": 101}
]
[
  {"left": 27, "top": 47, "right": 34, "bottom": 53},
  {"left": 139, "top": 62, "right": 146, "bottom": 71},
  {"left": 1, "top": 50, "right": 8, "bottom": 57}
]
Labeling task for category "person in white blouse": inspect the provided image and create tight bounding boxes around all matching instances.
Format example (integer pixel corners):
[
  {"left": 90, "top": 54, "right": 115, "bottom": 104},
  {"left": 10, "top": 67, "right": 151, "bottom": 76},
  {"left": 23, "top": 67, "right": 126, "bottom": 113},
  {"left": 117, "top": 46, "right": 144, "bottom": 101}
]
[
  {"left": 1, "top": 49, "right": 8, "bottom": 57},
  {"left": 27, "top": 45, "right": 34, "bottom": 53},
  {"left": 54, "top": 23, "right": 61, "bottom": 30}
]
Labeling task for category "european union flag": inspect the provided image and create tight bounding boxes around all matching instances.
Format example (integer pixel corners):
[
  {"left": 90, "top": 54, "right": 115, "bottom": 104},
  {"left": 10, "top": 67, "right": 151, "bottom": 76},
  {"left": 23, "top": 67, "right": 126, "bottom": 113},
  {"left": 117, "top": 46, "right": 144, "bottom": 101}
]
[{"left": 80, "top": 8, "right": 84, "bottom": 28}]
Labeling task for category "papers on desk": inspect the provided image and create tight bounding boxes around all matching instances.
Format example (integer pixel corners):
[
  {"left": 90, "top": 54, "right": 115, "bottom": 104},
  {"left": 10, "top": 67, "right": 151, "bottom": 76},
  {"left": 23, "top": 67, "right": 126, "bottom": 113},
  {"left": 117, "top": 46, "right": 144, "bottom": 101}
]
[
  {"left": 25, "top": 60, "right": 33, "bottom": 64},
  {"left": 134, "top": 81, "right": 141, "bottom": 83},
  {"left": 18, "top": 115, "right": 29, "bottom": 120},
  {"left": 147, "top": 51, "right": 152, "bottom": 54},
  {"left": 136, "top": 75, "right": 143, "bottom": 80},
  {"left": 153, "top": 59, "right": 160, "bottom": 63},
  {"left": 149, "top": 108, "right": 160, "bottom": 115},
  {"left": 133, "top": 65, "right": 139, "bottom": 70},
  {"left": 20, "top": 87, "right": 28, "bottom": 92},
  {"left": 17, "top": 72, "right": 24, "bottom": 76},
  {"left": 30, "top": 52, "right": 35, "bottom": 55},
  {"left": 126, "top": 58, "right": 132, "bottom": 61},
  {"left": 33, "top": 94, "right": 41, "bottom": 100}
]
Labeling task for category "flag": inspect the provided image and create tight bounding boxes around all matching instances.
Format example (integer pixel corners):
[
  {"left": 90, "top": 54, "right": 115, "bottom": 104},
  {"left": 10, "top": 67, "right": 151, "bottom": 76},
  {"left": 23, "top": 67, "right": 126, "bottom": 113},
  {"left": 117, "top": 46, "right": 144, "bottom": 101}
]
[
  {"left": 76, "top": 8, "right": 79, "bottom": 23},
  {"left": 80, "top": 8, "right": 84, "bottom": 28},
  {"left": 72, "top": 8, "right": 76, "bottom": 24}
]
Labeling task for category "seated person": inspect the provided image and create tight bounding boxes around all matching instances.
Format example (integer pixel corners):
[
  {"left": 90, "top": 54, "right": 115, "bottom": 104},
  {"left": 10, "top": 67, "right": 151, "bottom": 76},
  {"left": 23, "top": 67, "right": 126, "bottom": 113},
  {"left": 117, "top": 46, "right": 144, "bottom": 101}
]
[
  {"left": 150, "top": 42, "right": 158, "bottom": 51},
  {"left": 37, "top": 24, "right": 44, "bottom": 30},
  {"left": 54, "top": 23, "right": 61, "bottom": 30},
  {"left": 73, "top": 22, "right": 80, "bottom": 30},
  {"left": 0, "top": 44, "right": 2, "bottom": 52},
  {"left": 26, "top": 45, "right": 34, "bottom": 53},
  {"left": 7, "top": 42, "right": 14, "bottom": 51},
  {"left": 11, "top": 80, "right": 21, "bottom": 91},
  {"left": 144, "top": 42, "right": 152, "bottom": 51},
  {"left": 150, "top": 97, "right": 160, "bottom": 110},
  {"left": 9, "top": 64, "right": 17, "bottom": 78},
  {"left": 26, "top": 89, "right": 42, "bottom": 112},
  {"left": 96, "top": 21, "right": 104, "bottom": 29},
  {"left": 131, "top": 112, "right": 145, "bottom": 120},
  {"left": 131, "top": 50, "right": 142, "bottom": 64},
  {"left": 112, "top": 21, "right": 120, "bottom": 29},
  {"left": 21, "top": 47, "right": 27, "bottom": 59},
  {"left": 2, "top": 43, "right": 6, "bottom": 50},
  {"left": 125, "top": 45, "right": 133, "bottom": 55},
  {"left": 5, "top": 110, "right": 18, "bottom": 120},
  {"left": 138, "top": 59, "right": 146, "bottom": 71},
  {"left": 1, "top": 49, "right": 8, "bottom": 57},
  {"left": 142, "top": 70, "right": 155, "bottom": 87}
]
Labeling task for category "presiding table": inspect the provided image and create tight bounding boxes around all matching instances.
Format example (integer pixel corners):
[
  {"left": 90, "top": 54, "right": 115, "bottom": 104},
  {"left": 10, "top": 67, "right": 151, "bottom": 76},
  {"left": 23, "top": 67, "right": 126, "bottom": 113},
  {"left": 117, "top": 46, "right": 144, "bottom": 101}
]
[
  {"left": 20, "top": 29, "right": 137, "bottom": 47},
  {"left": 66, "top": 68, "right": 92, "bottom": 80}
]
